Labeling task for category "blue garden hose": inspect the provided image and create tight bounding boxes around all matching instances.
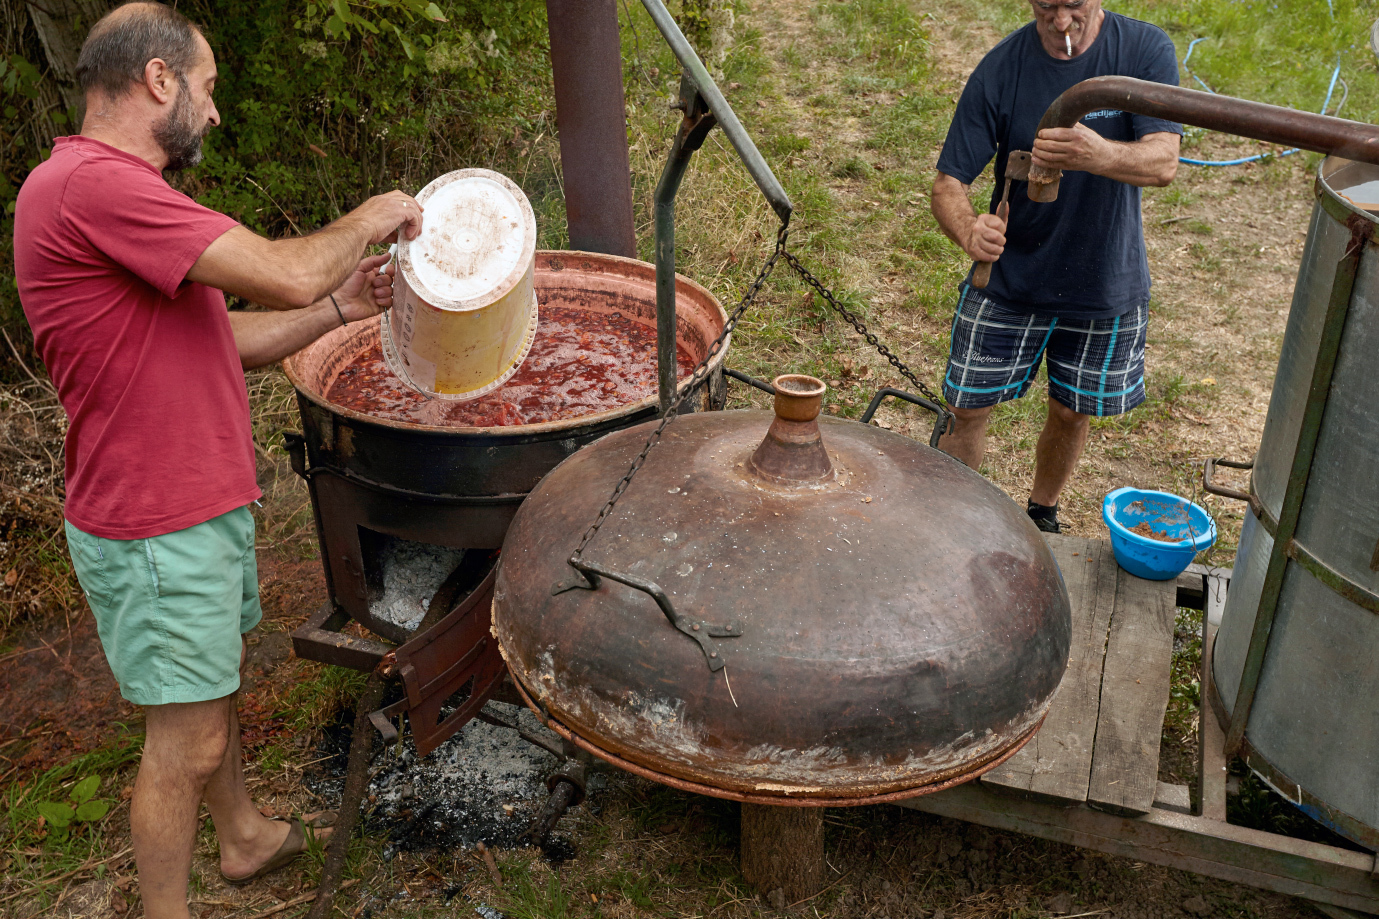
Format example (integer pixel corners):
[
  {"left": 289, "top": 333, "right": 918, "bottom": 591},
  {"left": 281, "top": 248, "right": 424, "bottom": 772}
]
[{"left": 1178, "top": 37, "right": 1343, "bottom": 166}]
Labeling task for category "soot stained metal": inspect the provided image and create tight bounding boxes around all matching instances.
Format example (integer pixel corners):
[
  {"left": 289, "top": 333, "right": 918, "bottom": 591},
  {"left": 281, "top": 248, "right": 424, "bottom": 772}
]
[{"left": 492, "top": 375, "right": 1073, "bottom": 804}]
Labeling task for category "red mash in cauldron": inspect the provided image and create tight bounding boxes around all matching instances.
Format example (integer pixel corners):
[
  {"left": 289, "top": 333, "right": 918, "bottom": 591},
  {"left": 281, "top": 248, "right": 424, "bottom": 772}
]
[{"left": 326, "top": 305, "right": 696, "bottom": 426}]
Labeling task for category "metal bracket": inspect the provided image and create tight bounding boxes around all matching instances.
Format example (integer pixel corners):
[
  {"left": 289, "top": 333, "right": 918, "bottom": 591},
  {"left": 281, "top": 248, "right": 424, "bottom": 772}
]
[
  {"left": 861, "top": 387, "right": 956, "bottom": 448},
  {"left": 369, "top": 703, "right": 404, "bottom": 745},
  {"left": 292, "top": 601, "right": 395, "bottom": 672},
  {"left": 672, "top": 75, "right": 718, "bottom": 152},
  {"left": 724, "top": 368, "right": 776, "bottom": 395},
  {"left": 1202, "top": 456, "right": 1255, "bottom": 503},
  {"left": 552, "top": 558, "right": 741, "bottom": 671}
]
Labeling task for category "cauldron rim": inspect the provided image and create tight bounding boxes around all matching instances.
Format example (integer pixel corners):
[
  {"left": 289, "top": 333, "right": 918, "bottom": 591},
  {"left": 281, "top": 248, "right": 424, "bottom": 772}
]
[{"left": 283, "top": 249, "right": 730, "bottom": 438}]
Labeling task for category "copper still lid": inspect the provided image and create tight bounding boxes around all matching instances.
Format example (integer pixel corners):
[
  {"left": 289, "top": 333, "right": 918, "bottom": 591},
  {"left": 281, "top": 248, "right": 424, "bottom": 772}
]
[{"left": 492, "top": 376, "right": 1071, "bottom": 804}]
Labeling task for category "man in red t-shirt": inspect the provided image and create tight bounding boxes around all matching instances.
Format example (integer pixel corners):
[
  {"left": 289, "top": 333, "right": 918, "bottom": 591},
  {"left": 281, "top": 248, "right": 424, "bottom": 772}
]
[{"left": 13, "top": 4, "right": 423, "bottom": 915}]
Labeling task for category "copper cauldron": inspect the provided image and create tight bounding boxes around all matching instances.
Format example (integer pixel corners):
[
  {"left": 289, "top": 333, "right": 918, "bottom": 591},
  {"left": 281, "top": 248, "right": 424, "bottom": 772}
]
[{"left": 492, "top": 375, "right": 1072, "bottom": 804}]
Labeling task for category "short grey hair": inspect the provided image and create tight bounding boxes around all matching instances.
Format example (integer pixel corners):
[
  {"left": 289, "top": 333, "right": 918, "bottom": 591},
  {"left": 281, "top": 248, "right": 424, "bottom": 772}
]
[{"left": 75, "top": 2, "right": 205, "bottom": 98}]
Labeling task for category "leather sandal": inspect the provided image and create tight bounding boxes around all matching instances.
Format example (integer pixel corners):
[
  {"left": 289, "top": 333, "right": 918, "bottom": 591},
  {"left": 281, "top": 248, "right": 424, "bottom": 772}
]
[{"left": 221, "top": 812, "right": 338, "bottom": 886}]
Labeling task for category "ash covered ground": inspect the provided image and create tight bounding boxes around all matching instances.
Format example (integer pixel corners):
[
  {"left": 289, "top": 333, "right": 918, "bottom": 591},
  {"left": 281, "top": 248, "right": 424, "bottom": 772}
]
[{"left": 310, "top": 699, "right": 603, "bottom": 860}]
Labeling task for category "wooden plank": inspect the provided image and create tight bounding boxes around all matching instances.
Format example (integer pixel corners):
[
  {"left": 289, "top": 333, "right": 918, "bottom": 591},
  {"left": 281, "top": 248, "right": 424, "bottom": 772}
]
[
  {"left": 903, "top": 782, "right": 1379, "bottom": 915},
  {"left": 981, "top": 535, "right": 1119, "bottom": 804},
  {"left": 1155, "top": 781, "right": 1192, "bottom": 815},
  {"left": 1175, "top": 567, "right": 1206, "bottom": 611},
  {"left": 1198, "top": 576, "right": 1230, "bottom": 822},
  {"left": 1086, "top": 566, "right": 1177, "bottom": 816}
]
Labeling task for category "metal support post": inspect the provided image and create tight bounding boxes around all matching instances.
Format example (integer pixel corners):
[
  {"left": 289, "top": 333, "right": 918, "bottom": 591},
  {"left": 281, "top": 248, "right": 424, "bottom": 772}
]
[
  {"left": 640, "top": 0, "right": 793, "bottom": 414},
  {"left": 546, "top": 0, "right": 638, "bottom": 257},
  {"left": 653, "top": 79, "right": 716, "bottom": 414}
]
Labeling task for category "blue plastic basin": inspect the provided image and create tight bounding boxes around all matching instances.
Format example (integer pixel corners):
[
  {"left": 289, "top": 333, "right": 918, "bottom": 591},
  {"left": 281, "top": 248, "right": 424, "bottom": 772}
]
[{"left": 1102, "top": 487, "right": 1216, "bottom": 581}]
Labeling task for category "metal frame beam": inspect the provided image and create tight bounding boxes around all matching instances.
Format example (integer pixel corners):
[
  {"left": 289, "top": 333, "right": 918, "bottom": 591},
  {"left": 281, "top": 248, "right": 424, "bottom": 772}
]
[{"left": 902, "top": 783, "right": 1379, "bottom": 915}]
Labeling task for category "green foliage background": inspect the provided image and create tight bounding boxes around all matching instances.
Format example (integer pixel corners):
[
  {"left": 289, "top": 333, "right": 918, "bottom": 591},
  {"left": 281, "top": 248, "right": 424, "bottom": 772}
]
[{"left": 1, "top": 0, "right": 555, "bottom": 335}]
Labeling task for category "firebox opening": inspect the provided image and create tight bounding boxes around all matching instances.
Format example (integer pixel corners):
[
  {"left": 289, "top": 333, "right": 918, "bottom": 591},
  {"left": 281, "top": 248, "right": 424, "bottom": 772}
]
[{"left": 359, "top": 528, "right": 475, "bottom": 632}]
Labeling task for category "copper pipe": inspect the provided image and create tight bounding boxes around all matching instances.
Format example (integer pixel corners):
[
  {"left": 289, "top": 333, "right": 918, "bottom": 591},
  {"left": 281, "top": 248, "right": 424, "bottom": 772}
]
[{"left": 1027, "top": 76, "right": 1379, "bottom": 201}]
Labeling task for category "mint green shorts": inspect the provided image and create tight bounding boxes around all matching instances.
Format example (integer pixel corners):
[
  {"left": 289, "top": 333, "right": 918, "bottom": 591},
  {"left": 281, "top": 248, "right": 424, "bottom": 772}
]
[{"left": 65, "top": 506, "right": 262, "bottom": 706}]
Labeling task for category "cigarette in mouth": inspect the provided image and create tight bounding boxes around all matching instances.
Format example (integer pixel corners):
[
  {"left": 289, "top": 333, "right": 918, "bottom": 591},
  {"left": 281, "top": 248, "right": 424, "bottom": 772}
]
[{"left": 1065, "top": 32, "right": 1073, "bottom": 56}]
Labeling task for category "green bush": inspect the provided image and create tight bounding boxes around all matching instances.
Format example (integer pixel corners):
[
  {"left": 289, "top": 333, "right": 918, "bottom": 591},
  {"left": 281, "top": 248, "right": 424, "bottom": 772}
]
[{"left": 0, "top": 0, "right": 553, "bottom": 330}]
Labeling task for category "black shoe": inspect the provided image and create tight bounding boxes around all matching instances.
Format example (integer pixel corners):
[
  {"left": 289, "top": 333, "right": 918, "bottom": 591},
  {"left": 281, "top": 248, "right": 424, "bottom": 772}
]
[{"left": 1027, "top": 500, "right": 1061, "bottom": 534}]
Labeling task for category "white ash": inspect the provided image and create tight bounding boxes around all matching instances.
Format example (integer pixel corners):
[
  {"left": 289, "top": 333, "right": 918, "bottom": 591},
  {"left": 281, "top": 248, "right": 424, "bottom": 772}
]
[
  {"left": 365, "top": 701, "right": 603, "bottom": 855},
  {"left": 372, "top": 539, "right": 467, "bottom": 631}
]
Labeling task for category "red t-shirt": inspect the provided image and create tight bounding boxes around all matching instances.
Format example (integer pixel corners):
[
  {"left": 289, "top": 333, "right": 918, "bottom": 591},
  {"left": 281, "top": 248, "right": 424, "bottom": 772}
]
[{"left": 13, "top": 136, "right": 261, "bottom": 539}]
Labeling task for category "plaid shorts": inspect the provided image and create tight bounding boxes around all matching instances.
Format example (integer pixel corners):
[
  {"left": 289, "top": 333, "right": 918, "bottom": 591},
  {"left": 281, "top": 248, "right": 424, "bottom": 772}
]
[{"left": 943, "top": 286, "right": 1148, "bottom": 417}]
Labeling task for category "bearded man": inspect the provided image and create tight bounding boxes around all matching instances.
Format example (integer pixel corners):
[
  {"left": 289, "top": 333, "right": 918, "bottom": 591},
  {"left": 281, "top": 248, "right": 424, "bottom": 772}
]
[
  {"left": 13, "top": 4, "right": 423, "bottom": 916},
  {"left": 931, "top": 0, "right": 1182, "bottom": 533}
]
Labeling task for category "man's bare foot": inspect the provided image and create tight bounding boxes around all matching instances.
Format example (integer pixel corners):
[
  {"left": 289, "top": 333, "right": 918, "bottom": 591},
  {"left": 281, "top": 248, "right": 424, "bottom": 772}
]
[{"left": 219, "top": 811, "right": 336, "bottom": 883}]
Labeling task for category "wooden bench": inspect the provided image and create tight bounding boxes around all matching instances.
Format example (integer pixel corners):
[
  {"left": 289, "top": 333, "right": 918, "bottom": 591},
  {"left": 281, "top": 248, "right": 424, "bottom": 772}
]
[
  {"left": 902, "top": 535, "right": 1379, "bottom": 917},
  {"left": 979, "top": 534, "right": 1178, "bottom": 816}
]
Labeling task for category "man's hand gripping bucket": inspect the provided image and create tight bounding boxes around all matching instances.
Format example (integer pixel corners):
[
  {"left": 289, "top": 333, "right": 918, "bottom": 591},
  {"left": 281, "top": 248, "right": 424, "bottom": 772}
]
[{"left": 382, "top": 168, "right": 539, "bottom": 400}]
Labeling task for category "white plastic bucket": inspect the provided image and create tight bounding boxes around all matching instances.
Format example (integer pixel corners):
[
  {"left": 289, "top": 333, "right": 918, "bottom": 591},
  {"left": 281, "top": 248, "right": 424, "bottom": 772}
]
[{"left": 382, "top": 168, "right": 538, "bottom": 400}]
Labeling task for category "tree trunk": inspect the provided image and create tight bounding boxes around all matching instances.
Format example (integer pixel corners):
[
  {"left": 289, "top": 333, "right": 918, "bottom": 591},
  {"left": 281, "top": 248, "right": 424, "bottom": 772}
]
[
  {"left": 740, "top": 803, "right": 824, "bottom": 909},
  {"left": 26, "top": 0, "right": 110, "bottom": 120}
]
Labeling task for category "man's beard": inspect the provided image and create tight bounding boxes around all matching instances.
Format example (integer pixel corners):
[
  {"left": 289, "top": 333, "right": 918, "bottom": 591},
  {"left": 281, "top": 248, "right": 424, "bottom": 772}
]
[{"left": 153, "top": 76, "right": 209, "bottom": 171}]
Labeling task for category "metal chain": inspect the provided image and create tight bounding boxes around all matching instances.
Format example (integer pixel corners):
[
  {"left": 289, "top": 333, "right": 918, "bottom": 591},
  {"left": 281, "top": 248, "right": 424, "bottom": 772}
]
[
  {"left": 569, "top": 222, "right": 949, "bottom": 565},
  {"left": 781, "top": 248, "right": 945, "bottom": 407},
  {"left": 568, "top": 225, "right": 790, "bottom": 564}
]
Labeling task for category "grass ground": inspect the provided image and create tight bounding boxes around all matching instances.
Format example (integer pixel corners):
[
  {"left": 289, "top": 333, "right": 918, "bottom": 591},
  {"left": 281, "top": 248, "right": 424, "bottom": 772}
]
[{"left": 1, "top": 0, "right": 1372, "bottom": 915}]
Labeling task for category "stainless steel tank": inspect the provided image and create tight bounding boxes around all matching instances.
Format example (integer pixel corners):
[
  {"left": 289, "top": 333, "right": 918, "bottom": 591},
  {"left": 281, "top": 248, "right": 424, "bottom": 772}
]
[{"left": 1208, "top": 156, "right": 1379, "bottom": 850}]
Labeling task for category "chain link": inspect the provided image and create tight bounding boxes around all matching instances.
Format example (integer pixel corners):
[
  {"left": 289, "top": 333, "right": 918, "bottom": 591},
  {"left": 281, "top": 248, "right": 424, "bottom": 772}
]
[
  {"left": 568, "top": 225, "right": 790, "bottom": 563},
  {"left": 781, "top": 248, "right": 945, "bottom": 407},
  {"left": 569, "top": 221, "right": 947, "bottom": 565}
]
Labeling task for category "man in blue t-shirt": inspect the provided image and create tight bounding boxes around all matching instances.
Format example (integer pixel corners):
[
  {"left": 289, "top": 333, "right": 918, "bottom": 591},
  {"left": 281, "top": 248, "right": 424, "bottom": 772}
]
[{"left": 931, "top": 0, "right": 1182, "bottom": 534}]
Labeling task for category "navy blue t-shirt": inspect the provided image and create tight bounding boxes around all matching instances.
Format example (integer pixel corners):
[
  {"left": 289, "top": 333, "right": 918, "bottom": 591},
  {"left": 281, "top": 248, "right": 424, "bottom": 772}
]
[{"left": 936, "top": 12, "right": 1182, "bottom": 319}]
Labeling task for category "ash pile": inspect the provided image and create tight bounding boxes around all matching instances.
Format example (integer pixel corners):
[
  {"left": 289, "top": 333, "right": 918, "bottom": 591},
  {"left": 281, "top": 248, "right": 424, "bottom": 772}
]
[
  {"left": 310, "top": 540, "right": 605, "bottom": 860},
  {"left": 366, "top": 700, "right": 601, "bottom": 859}
]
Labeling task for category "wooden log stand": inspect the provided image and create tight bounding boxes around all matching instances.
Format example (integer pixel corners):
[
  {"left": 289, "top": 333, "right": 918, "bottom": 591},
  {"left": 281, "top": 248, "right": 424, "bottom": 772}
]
[{"left": 740, "top": 804, "right": 824, "bottom": 908}]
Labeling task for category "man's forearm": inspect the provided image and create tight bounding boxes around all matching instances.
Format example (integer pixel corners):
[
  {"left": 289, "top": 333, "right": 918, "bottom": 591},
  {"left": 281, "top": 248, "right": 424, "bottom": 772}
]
[
  {"left": 229, "top": 303, "right": 343, "bottom": 370},
  {"left": 261, "top": 214, "right": 377, "bottom": 309},
  {"left": 1091, "top": 135, "right": 1179, "bottom": 187},
  {"left": 1032, "top": 129, "right": 1180, "bottom": 188},
  {"left": 931, "top": 174, "right": 978, "bottom": 250},
  {"left": 190, "top": 191, "right": 418, "bottom": 312}
]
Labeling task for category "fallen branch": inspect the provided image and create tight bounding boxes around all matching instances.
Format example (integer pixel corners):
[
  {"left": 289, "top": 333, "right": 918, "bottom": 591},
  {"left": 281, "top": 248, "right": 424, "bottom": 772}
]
[
  {"left": 244, "top": 879, "right": 359, "bottom": 919},
  {"left": 786, "top": 868, "right": 854, "bottom": 910},
  {"left": 475, "top": 842, "right": 502, "bottom": 888}
]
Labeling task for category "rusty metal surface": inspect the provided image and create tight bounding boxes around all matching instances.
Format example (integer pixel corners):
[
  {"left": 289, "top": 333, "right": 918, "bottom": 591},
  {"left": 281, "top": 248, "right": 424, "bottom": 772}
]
[
  {"left": 283, "top": 251, "right": 730, "bottom": 634},
  {"left": 1027, "top": 76, "right": 1379, "bottom": 200},
  {"left": 394, "top": 560, "right": 506, "bottom": 757},
  {"left": 292, "top": 602, "right": 393, "bottom": 671},
  {"left": 510, "top": 673, "right": 1048, "bottom": 806},
  {"left": 492, "top": 397, "right": 1072, "bottom": 800},
  {"left": 545, "top": 0, "right": 637, "bottom": 258},
  {"left": 293, "top": 561, "right": 506, "bottom": 756}
]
